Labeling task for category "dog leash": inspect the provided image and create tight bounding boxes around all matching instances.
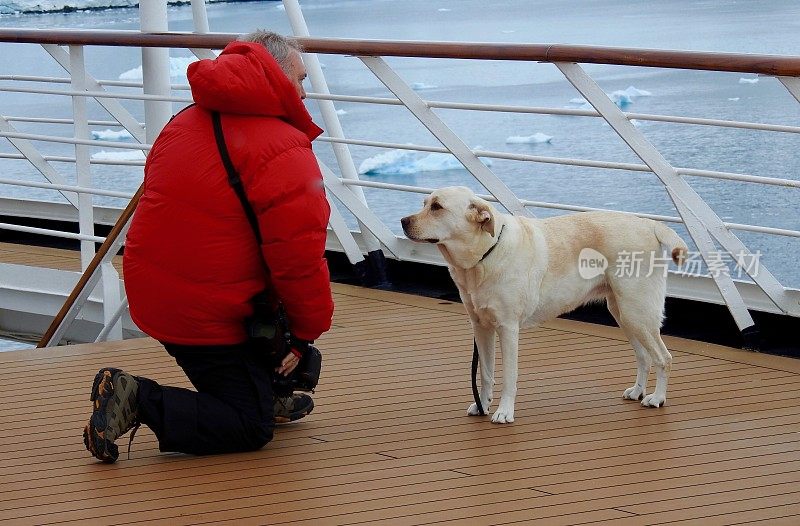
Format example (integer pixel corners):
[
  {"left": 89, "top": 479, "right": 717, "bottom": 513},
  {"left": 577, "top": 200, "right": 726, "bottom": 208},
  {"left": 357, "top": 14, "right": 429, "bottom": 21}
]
[
  {"left": 471, "top": 339, "right": 485, "bottom": 416},
  {"left": 471, "top": 225, "right": 505, "bottom": 416}
]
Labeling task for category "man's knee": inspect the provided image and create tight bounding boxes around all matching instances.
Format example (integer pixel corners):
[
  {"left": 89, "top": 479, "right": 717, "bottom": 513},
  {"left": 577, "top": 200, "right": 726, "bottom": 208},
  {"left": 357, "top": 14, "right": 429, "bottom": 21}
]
[{"left": 243, "top": 419, "right": 274, "bottom": 451}]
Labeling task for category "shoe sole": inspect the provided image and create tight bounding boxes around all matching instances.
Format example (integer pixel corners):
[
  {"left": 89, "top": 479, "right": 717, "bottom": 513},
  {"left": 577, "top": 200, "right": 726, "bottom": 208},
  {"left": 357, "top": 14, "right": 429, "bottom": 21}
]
[
  {"left": 275, "top": 397, "right": 314, "bottom": 424},
  {"left": 83, "top": 368, "right": 120, "bottom": 463}
]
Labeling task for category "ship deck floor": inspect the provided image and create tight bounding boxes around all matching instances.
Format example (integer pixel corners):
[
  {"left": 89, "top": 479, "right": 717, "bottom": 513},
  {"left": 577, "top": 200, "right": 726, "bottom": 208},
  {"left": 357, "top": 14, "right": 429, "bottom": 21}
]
[{"left": 1, "top": 245, "right": 800, "bottom": 525}]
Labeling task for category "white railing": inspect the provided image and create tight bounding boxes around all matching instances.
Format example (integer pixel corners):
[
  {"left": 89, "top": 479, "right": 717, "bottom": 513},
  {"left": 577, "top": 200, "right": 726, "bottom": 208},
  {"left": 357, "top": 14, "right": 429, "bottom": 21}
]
[{"left": 0, "top": 7, "right": 798, "bottom": 347}]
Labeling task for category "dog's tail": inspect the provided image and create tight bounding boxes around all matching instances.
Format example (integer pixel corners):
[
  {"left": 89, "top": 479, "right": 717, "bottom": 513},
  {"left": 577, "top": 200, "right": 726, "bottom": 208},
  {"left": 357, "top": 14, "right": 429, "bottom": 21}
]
[{"left": 654, "top": 222, "right": 688, "bottom": 266}]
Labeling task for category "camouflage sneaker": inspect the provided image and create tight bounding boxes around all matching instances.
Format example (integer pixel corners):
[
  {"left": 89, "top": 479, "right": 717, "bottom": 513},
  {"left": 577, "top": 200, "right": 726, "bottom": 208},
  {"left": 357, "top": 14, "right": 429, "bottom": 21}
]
[
  {"left": 274, "top": 393, "right": 314, "bottom": 424},
  {"left": 83, "top": 368, "right": 140, "bottom": 463}
]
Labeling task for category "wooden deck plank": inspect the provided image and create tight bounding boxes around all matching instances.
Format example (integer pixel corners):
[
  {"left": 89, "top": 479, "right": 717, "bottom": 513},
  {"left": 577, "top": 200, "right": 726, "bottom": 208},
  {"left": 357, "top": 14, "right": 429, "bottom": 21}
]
[
  {"left": 0, "top": 241, "right": 124, "bottom": 275},
  {"left": 1, "top": 283, "right": 799, "bottom": 525}
]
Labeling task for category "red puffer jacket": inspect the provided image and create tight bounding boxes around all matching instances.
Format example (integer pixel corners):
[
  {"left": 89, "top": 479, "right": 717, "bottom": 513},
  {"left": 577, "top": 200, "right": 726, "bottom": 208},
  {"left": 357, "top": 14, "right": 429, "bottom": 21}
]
[{"left": 123, "top": 41, "right": 333, "bottom": 345}]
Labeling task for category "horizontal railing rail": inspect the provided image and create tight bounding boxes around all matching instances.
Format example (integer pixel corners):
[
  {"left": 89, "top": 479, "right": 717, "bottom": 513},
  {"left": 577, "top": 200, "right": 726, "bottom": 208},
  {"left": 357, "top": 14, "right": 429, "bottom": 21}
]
[
  {"left": 0, "top": 153, "right": 144, "bottom": 166},
  {"left": 1, "top": 29, "right": 800, "bottom": 75},
  {"left": 317, "top": 137, "right": 800, "bottom": 189},
  {"left": 312, "top": 93, "right": 800, "bottom": 135}
]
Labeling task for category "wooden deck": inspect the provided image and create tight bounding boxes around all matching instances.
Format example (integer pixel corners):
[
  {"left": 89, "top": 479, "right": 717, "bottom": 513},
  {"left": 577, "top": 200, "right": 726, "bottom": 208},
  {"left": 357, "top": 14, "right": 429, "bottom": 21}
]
[{"left": 2, "top": 283, "right": 800, "bottom": 525}]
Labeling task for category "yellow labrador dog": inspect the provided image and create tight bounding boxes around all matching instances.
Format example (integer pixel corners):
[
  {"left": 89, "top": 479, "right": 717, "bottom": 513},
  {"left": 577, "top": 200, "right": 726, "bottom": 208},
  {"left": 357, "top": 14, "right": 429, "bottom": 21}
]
[{"left": 401, "top": 186, "right": 687, "bottom": 423}]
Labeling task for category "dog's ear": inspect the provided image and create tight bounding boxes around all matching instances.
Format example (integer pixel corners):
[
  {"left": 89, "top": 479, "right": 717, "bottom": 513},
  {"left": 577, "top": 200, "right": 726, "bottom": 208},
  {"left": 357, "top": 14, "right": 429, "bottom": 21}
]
[{"left": 468, "top": 200, "right": 495, "bottom": 237}]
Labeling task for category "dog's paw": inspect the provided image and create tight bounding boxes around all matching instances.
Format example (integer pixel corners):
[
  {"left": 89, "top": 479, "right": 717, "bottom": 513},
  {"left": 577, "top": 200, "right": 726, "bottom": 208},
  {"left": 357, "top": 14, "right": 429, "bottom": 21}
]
[
  {"left": 642, "top": 393, "right": 666, "bottom": 408},
  {"left": 467, "top": 400, "right": 491, "bottom": 416},
  {"left": 623, "top": 385, "right": 645, "bottom": 401},
  {"left": 491, "top": 408, "right": 514, "bottom": 424}
]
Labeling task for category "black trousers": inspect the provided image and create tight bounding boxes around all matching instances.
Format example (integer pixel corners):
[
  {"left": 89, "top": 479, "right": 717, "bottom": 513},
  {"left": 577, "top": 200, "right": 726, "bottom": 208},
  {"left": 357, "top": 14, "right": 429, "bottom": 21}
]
[{"left": 136, "top": 341, "right": 275, "bottom": 455}]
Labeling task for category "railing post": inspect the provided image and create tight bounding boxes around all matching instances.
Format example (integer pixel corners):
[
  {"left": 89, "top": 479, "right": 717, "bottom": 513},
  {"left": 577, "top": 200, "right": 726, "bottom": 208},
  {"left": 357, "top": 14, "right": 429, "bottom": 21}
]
[
  {"left": 68, "top": 45, "right": 94, "bottom": 270},
  {"left": 140, "top": 0, "right": 173, "bottom": 143},
  {"left": 69, "top": 43, "right": 124, "bottom": 341},
  {"left": 188, "top": 0, "right": 217, "bottom": 60},
  {"left": 282, "top": 0, "right": 384, "bottom": 271},
  {"left": 189, "top": 0, "right": 209, "bottom": 33},
  {"left": 100, "top": 261, "right": 123, "bottom": 341}
]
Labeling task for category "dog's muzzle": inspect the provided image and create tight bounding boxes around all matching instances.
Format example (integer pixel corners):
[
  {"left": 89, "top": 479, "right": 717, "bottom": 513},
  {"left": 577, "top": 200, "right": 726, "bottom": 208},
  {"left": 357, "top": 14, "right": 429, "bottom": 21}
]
[{"left": 401, "top": 216, "right": 439, "bottom": 243}]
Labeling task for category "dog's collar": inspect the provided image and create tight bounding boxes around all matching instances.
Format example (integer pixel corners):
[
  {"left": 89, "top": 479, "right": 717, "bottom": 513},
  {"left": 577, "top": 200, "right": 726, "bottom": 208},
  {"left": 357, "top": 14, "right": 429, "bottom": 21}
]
[{"left": 478, "top": 224, "right": 505, "bottom": 263}]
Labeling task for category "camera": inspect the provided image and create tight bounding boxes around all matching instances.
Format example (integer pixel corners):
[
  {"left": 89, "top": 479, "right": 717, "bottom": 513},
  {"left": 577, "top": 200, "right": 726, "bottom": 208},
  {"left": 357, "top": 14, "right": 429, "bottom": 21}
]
[
  {"left": 247, "top": 294, "right": 323, "bottom": 397},
  {"left": 272, "top": 344, "right": 322, "bottom": 396}
]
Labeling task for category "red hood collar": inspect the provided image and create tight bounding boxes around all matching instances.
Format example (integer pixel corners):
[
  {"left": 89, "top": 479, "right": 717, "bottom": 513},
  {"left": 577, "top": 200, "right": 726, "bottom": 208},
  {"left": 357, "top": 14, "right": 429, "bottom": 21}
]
[{"left": 188, "top": 41, "right": 322, "bottom": 141}]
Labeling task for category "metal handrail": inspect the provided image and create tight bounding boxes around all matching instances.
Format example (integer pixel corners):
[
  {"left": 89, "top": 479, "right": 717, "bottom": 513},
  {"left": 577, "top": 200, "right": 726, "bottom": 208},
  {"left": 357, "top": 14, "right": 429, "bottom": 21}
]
[
  {"left": 311, "top": 93, "right": 800, "bottom": 135},
  {"left": 0, "top": 153, "right": 145, "bottom": 166},
  {"left": 6, "top": 74, "right": 798, "bottom": 134},
  {"left": 0, "top": 177, "right": 135, "bottom": 199},
  {"left": 339, "top": 178, "right": 800, "bottom": 239},
  {"left": 0, "top": 131, "right": 150, "bottom": 150},
  {"left": 0, "top": 85, "right": 192, "bottom": 103},
  {"left": 1, "top": 29, "right": 800, "bottom": 75},
  {"left": 317, "top": 137, "right": 800, "bottom": 189}
]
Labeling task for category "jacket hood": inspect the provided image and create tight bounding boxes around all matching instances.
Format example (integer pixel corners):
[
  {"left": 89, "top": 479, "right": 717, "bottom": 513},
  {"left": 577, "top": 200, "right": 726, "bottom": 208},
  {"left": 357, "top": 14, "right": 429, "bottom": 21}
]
[{"left": 188, "top": 41, "right": 322, "bottom": 141}]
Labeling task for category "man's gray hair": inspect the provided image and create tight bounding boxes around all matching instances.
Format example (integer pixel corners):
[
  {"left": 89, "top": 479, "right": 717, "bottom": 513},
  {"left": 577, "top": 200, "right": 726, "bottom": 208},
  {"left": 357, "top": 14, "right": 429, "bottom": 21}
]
[{"left": 239, "top": 30, "right": 303, "bottom": 74}]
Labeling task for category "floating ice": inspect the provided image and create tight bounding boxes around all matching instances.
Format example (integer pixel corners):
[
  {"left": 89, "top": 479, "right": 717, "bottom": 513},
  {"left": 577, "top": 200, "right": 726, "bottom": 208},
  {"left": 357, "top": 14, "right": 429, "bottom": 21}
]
[
  {"left": 0, "top": 0, "right": 135, "bottom": 14},
  {"left": 501, "top": 30, "right": 516, "bottom": 34},
  {"left": 358, "top": 149, "right": 492, "bottom": 175},
  {"left": 91, "top": 129, "right": 134, "bottom": 141},
  {"left": 335, "top": 109, "right": 347, "bottom": 116},
  {"left": 118, "top": 66, "right": 142, "bottom": 81},
  {"left": 0, "top": 0, "right": 245, "bottom": 14},
  {"left": 615, "top": 86, "right": 652, "bottom": 98},
  {"left": 411, "top": 82, "right": 438, "bottom": 90},
  {"left": 570, "top": 85, "right": 652, "bottom": 109},
  {"left": 505, "top": 133, "right": 552, "bottom": 144},
  {"left": 91, "top": 150, "right": 146, "bottom": 161},
  {"left": 728, "top": 97, "right": 740, "bottom": 101},
  {"left": 437, "top": 8, "right": 451, "bottom": 12},
  {"left": 739, "top": 77, "right": 759, "bottom": 84},
  {"left": 359, "top": 150, "right": 417, "bottom": 175},
  {"left": 119, "top": 56, "right": 196, "bottom": 81}
]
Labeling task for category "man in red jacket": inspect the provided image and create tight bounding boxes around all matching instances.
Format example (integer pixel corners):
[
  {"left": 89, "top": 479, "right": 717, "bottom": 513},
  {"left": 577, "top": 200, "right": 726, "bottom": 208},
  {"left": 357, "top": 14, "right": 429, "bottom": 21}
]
[{"left": 83, "top": 31, "right": 334, "bottom": 463}]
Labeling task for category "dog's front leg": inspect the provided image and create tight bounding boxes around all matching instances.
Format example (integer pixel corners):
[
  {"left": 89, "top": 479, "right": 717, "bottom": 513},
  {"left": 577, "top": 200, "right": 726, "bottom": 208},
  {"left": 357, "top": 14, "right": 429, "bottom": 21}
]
[
  {"left": 493, "top": 323, "right": 519, "bottom": 424},
  {"left": 467, "top": 322, "right": 496, "bottom": 416}
]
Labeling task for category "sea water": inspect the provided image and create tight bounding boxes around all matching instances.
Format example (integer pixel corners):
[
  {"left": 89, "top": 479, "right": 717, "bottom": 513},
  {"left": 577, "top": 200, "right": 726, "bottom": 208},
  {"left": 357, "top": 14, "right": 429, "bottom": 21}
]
[{"left": 0, "top": 1, "right": 798, "bottom": 350}]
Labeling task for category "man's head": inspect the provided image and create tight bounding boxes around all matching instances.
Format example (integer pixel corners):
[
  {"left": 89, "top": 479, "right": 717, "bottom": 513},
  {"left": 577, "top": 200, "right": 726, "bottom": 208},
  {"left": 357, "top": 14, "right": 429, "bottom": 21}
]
[{"left": 239, "top": 30, "right": 308, "bottom": 99}]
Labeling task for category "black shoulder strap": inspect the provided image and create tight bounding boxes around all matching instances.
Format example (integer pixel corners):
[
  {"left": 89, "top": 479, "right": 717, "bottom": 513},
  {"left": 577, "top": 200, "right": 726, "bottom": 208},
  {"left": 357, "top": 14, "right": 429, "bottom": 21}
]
[
  {"left": 170, "top": 102, "right": 195, "bottom": 123},
  {"left": 211, "top": 111, "right": 262, "bottom": 245}
]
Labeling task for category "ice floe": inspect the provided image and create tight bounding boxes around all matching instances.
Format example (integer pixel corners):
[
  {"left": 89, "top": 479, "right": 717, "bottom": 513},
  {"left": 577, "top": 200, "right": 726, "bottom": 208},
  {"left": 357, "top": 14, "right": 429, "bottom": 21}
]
[
  {"left": 358, "top": 148, "right": 492, "bottom": 175},
  {"left": 505, "top": 133, "right": 552, "bottom": 144}
]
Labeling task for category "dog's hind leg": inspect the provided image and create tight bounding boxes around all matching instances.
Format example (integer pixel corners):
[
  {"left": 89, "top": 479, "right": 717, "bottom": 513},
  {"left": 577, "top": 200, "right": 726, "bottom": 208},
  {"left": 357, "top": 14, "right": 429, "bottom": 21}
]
[
  {"left": 607, "top": 296, "right": 650, "bottom": 401},
  {"left": 467, "top": 322, "right": 496, "bottom": 416},
  {"left": 638, "top": 330, "right": 672, "bottom": 408},
  {"left": 492, "top": 323, "right": 519, "bottom": 424},
  {"left": 619, "top": 316, "right": 671, "bottom": 407},
  {"left": 610, "top": 280, "right": 672, "bottom": 407}
]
